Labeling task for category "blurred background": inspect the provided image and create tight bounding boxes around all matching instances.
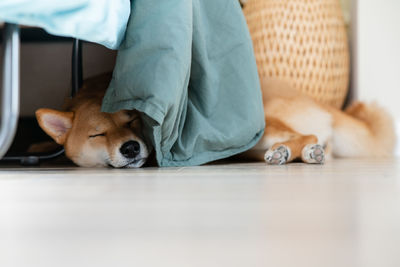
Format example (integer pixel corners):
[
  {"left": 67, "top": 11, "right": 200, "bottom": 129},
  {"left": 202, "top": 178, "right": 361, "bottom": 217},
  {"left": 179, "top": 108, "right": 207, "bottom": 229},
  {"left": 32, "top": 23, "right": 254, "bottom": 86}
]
[{"left": 354, "top": 0, "right": 400, "bottom": 154}]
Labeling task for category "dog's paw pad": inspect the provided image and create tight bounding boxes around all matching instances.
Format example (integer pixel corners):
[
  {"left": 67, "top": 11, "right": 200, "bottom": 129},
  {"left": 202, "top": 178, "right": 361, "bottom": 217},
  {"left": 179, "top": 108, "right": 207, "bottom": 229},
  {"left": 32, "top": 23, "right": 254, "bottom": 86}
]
[
  {"left": 302, "top": 144, "right": 325, "bottom": 164},
  {"left": 264, "top": 145, "right": 291, "bottom": 165}
]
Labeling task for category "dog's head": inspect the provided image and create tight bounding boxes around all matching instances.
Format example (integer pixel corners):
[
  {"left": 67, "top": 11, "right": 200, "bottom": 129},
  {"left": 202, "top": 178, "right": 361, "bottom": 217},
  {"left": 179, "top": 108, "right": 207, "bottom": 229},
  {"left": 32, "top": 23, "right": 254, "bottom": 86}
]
[{"left": 35, "top": 102, "right": 149, "bottom": 168}]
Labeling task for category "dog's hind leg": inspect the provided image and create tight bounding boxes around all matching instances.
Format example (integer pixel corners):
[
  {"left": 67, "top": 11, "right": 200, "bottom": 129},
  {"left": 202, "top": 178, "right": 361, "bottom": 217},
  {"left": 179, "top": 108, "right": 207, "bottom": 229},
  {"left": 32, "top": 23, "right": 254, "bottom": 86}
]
[
  {"left": 265, "top": 134, "right": 324, "bottom": 165},
  {"left": 249, "top": 116, "right": 324, "bottom": 164}
]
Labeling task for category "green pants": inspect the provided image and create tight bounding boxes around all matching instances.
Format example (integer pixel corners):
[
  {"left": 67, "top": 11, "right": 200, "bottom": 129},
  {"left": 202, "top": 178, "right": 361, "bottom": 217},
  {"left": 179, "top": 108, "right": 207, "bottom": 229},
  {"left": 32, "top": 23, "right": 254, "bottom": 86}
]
[{"left": 102, "top": 0, "right": 265, "bottom": 167}]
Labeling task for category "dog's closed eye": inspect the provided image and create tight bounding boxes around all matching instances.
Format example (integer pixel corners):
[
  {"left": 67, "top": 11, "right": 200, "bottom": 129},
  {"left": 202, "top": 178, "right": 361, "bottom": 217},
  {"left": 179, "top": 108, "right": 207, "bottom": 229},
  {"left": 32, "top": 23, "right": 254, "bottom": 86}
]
[{"left": 89, "top": 133, "right": 106, "bottom": 138}]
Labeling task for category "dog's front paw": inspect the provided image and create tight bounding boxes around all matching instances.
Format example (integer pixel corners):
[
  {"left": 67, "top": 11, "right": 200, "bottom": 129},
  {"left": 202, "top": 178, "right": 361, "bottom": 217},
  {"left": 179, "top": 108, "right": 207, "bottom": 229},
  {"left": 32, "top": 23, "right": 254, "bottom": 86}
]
[
  {"left": 264, "top": 145, "right": 291, "bottom": 165},
  {"left": 302, "top": 144, "right": 325, "bottom": 164}
]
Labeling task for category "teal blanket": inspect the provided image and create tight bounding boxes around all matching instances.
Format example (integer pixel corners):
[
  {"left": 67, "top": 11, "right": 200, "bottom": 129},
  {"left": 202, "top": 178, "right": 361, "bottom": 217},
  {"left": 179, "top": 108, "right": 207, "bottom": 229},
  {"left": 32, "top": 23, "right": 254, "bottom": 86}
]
[
  {"left": 102, "top": 0, "right": 265, "bottom": 167},
  {"left": 0, "top": 0, "right": 130, "bottom": 49}
]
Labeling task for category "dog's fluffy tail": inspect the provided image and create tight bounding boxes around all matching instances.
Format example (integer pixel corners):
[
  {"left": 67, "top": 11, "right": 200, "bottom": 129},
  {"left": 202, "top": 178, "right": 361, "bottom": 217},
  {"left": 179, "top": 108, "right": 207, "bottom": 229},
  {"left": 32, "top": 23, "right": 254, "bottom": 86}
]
[{"left": 331, "top": 102, "right": 396, "bottom": 158}]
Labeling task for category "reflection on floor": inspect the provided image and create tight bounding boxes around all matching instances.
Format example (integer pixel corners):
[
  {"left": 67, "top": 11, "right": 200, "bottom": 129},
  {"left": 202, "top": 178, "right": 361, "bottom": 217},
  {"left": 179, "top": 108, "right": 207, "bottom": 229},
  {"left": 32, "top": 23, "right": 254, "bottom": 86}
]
[{"left": 1, "top": 158, "right": 400, "bottom": 267}]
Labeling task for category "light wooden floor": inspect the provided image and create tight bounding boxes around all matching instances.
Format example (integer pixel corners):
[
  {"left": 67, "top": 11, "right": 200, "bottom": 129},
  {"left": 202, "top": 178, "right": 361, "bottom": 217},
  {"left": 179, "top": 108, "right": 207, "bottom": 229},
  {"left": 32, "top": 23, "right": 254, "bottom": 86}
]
[{"left": 1, "top": 158, "right": 400, "bottom": 267}]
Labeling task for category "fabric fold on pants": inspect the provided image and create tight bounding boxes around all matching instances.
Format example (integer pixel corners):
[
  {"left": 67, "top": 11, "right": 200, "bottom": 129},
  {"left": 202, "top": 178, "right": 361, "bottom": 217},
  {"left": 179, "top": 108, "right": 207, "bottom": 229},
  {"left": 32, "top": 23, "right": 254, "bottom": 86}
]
[{"left": 102, "top": 0, "right": 265, "bottom": 167}]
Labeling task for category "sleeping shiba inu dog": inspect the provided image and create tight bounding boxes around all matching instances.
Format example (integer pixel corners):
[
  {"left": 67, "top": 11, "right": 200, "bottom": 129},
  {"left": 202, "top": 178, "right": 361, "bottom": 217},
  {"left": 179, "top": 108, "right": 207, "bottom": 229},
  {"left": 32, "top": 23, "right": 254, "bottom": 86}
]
[
  {"left": 36, "top": 74, "right": 395, "bottom": 167},
  {"left": 245, "top": 78, "right": 396, "bottom": 164},
  {"left": 36, "top": 74, "right": 149, "bottom": 168}
]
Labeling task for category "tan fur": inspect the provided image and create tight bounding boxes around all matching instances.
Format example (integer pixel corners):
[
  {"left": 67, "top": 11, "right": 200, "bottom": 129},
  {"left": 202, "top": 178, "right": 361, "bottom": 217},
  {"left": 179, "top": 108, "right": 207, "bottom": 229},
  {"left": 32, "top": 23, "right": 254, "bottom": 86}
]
[
  {"left": 36, "top": 73, "right": 149, "bottom": 168},
  {"left": 246, "top": 78, "right": 396, "bottom": 163}
]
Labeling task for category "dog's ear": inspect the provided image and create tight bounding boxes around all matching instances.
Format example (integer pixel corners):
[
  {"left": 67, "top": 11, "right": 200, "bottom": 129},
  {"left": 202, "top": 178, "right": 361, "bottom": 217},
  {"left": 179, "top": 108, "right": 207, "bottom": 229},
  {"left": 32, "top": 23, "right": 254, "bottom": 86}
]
[{"left": 35, "top": 108, "right": 74, "bottom": 145}]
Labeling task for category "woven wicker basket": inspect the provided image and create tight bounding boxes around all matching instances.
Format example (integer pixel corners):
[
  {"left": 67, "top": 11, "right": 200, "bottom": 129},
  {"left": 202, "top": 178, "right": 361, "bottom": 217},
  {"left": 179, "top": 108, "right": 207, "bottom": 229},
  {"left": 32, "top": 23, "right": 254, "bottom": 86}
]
[{"left": 243, "top": 0, "right": 350, "bottom": 108}]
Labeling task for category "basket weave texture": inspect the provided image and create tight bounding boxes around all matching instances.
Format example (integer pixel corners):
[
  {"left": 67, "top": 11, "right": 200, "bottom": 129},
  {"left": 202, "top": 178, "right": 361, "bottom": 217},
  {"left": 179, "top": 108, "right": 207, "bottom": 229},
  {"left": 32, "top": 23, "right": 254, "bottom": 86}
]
[{"left": 243, "top": 0, "right": 350, "bottom": 108}]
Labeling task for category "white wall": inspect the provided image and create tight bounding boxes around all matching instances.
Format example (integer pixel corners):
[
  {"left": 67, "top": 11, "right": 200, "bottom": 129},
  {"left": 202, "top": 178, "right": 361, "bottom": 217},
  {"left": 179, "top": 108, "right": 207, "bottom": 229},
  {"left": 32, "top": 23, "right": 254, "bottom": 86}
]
[{"left": 354, "top": 0, "right": 400, "bottom": 153}]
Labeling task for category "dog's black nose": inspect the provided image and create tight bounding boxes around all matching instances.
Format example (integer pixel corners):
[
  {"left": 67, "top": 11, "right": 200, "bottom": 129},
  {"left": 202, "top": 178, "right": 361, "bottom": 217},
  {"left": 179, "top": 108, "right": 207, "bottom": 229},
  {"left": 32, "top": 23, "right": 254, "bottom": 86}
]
[{"left": 120, "top": 141, "right": 141, "bottom": 158}]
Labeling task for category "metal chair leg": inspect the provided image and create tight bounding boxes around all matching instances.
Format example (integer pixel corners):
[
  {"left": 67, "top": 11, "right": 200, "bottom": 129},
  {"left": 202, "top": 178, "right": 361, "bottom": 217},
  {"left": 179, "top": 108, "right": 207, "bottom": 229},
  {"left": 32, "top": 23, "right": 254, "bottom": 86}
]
[
  {"left": 1, "top": 38, "right": 83, "bottom": 165},
  {"left": 0, "top": 24, "right": 20, "bottom": 160}
]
